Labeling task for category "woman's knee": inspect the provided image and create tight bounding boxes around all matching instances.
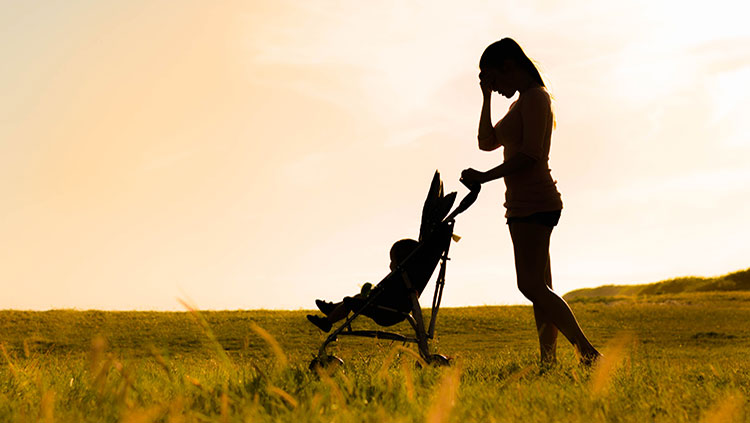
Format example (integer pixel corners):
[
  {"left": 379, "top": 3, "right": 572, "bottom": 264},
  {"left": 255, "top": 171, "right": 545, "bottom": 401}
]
[
  {"left": 517, "top": 280, "right": 541, "bottom": 302},
  {"left": 517, "top": 281, "right": 554, "bottom": 305}
]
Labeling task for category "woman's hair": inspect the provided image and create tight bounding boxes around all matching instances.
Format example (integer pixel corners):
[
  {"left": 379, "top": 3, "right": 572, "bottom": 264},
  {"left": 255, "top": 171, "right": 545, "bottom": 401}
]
[{"left": 479, "top": 38, "right": 545, "bottom": 87}]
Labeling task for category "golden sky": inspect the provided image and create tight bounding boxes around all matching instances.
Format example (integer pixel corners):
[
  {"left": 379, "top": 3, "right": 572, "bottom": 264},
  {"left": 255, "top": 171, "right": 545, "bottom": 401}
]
[{"left": 2, "top": 0, "right": 749, "bottom": 310}]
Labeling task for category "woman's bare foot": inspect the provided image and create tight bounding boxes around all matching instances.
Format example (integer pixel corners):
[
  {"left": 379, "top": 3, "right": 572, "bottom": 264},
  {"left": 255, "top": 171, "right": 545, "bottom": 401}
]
[{"left": 580, "top": 350, "right": 602, "bottom": 367}]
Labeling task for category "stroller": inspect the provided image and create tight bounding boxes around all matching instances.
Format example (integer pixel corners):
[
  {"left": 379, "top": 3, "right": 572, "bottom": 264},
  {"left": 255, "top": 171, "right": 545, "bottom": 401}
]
[{"left": 310, "top": 171, "right": 480, "bottom": 369}]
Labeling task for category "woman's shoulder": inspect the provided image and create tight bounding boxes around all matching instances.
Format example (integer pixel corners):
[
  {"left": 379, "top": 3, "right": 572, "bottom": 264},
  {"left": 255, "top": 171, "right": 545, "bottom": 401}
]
[
  {"left": 520, "top": 86, "right": 553, "bottom": 118},
  {"left": 520, "top": 85, "right": 550, "bottom": 103}
]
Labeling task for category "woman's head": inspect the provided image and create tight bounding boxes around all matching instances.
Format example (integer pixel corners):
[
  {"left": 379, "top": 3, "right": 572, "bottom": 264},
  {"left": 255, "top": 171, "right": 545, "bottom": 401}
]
[{"left": 479, "top": 38, "right": 545, "bottom": 98}]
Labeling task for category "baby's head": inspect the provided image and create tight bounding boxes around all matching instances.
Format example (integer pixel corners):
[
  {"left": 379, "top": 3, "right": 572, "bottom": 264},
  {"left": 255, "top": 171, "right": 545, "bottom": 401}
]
[{"left": 389, "top": 238, "right": 419, "bottom": 271}]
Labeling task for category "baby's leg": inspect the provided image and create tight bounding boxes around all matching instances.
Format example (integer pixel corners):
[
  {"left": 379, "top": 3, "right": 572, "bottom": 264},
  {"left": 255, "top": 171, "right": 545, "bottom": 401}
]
[
  {"left": 328, "top": 293, "right": 366, "bottom": 323},
  {"left": 327, "top": 301, "right": 350, "bottom": 323}
]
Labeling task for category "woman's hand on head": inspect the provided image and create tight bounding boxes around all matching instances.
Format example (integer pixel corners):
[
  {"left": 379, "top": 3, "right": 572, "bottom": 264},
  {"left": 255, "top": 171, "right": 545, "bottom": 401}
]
[
  {"left": 461, "top": 168, "right": 486, "bottom": 185},
  {"left": 479, "top": 72, "right": 493, "bottom": 98}
]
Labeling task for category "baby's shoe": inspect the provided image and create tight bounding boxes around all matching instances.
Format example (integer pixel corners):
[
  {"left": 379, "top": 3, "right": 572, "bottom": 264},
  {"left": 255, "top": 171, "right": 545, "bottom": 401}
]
[{"left": 306, "top": 315, "right": 332, "bottom": 332}]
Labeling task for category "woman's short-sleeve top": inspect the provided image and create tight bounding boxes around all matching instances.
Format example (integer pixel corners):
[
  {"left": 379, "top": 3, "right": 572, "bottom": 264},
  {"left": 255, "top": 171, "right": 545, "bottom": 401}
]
[{"left": 494, "top": 86, "right": 563, "bottom": 218}]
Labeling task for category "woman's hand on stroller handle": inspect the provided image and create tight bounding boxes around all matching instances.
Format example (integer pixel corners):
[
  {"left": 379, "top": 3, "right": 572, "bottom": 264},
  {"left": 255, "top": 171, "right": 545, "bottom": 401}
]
[{"left": 460, "top": 168, "right": 484, "bottom": 191}]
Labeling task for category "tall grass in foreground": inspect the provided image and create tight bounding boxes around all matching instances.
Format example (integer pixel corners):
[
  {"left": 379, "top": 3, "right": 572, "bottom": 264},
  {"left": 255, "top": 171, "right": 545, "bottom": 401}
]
[{"left": 1, "top": 294, "right": 750, "bottom": 422}]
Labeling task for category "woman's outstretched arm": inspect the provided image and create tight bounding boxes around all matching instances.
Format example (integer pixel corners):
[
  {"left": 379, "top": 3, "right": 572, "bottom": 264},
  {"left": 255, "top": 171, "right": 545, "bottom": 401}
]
[{"left": 461, "top": 153, "right": 536, "bottom": 185}]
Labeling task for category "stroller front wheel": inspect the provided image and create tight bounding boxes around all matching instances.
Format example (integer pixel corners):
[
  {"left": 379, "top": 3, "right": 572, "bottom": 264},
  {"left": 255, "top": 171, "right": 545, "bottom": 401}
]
[{"left": 309, "top": 354, "right": 344, "bottom": 372}]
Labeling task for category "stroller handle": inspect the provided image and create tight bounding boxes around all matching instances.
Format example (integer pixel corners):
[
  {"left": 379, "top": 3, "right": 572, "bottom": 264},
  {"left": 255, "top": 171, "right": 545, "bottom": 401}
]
[
  {"left": 446, "top": 178, "right": 481, "bottom": 221},
  {"left": 459, "top": 178, "right": 481, "bottom": 192}
]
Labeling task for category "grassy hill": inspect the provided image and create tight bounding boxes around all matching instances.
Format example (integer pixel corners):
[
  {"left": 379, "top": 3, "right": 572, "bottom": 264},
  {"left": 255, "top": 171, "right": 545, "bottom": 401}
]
[{"left": 564, "top": 267, "right": 750, "bottom": 301}]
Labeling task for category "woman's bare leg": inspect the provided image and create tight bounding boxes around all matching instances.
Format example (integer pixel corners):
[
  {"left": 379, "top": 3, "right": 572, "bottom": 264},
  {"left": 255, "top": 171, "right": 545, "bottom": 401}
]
[
  {"left": 509, "top": 221, "right": 599, "bottom": 361},
  {"left": 534, "top": 255, "right": 558, "bottom": 364}
]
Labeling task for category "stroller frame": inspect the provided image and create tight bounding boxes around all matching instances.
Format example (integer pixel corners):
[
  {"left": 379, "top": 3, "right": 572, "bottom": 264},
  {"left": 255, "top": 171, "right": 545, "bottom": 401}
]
[
  {"left": 315, "top": 220, "right": 454, "bottom": 366},
  {"left": 311, "top": 177, "right": 480, "bottom": 368}
]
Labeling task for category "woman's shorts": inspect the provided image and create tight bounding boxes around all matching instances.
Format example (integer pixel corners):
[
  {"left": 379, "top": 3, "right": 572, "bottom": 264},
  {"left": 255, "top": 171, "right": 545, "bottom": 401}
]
[{"left": 506, "top": 210, "right": 561, "bottom": 228}]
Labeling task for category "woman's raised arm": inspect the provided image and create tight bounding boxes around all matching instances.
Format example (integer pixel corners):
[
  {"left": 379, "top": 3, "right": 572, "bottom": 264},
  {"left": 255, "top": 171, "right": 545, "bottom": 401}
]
[{"left": 477, "top": 77, "right": 500, "bottom": 151}]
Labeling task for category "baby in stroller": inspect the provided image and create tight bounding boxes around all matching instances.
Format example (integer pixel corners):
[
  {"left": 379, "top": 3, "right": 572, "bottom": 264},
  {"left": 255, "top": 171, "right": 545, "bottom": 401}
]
[
  {"left": 307, "top": 238, "right": 419, "bottom": 332},
  {"left": 307, "top": 171, "right": 481, "bottom": 368}
]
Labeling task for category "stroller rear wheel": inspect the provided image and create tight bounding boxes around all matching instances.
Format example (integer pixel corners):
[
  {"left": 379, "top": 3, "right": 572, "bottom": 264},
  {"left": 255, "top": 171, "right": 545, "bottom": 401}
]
[
  {"left": 309, "top": 354, "right": 344, "bottom": 372},
  {"left": 416, "top": 353, "right": 451, "bottom": 368},
  {"left": 427, "top": 354, "right": 451, "bottom": 366}
]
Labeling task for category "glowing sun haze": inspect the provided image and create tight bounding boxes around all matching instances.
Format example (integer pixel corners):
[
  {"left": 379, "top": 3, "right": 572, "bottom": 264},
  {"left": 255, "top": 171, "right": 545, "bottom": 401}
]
[{"left": 2, "top": 0, "right": 748, "bottom": 310}]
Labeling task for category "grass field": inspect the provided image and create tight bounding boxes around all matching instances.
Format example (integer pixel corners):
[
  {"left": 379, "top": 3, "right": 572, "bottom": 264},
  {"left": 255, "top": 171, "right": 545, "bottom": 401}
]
[{"left": 1, "top": 292, "right": 749, "bottom": 422}]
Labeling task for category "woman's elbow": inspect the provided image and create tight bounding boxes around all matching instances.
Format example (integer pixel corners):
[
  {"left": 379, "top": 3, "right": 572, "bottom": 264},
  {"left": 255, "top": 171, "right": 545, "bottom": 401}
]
[{"left": 478, "top": 136, "right": 499, "bottom": 151}]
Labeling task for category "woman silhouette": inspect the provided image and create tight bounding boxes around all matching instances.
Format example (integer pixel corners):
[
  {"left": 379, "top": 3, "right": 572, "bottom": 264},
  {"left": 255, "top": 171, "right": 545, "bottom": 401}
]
[{"left": 461, "top": 38, "right": 601, "bottom": 366}]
